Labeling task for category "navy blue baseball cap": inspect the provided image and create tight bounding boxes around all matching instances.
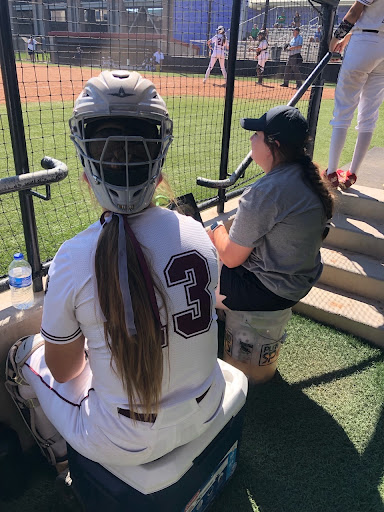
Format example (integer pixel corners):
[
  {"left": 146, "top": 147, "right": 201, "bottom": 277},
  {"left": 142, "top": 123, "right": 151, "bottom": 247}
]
[{"left": 240, "top": 106, "right": 308, "bottom": 146}]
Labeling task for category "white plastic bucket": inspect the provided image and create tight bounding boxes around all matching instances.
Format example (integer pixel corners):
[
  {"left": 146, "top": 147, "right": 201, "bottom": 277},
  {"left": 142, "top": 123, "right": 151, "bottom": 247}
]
[{"left": 223, "top": 308, "right": 292, "bottom": 384}]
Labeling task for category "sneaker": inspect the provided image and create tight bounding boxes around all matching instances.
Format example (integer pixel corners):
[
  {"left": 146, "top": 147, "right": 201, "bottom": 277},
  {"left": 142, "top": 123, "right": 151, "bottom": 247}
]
[
  {"left": 203, "top": 78, "right": 207, "bottom": 84},
  {"left": 339, "top": 170, "right": 357, "bottom": 190},
  {"left": 323, "top": 170, "right": 339, "bottom": 188},
  {"left": 280, "top": 83, "right": 288, "bottom": 87}
]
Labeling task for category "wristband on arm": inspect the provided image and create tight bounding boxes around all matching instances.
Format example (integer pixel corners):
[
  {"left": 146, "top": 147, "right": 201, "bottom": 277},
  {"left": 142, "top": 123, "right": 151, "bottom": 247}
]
[
  {"left": 210, "top": 220, "right": 224, "bottom": 232},
  {"left": 333, "top": 19, "right": 355, "bottom": 40}
]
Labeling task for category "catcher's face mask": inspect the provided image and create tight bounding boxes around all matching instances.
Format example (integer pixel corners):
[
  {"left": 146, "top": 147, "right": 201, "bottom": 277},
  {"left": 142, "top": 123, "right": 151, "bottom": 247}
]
[{"left": 85, "top": 118, "right": 162, "bottom": 187}]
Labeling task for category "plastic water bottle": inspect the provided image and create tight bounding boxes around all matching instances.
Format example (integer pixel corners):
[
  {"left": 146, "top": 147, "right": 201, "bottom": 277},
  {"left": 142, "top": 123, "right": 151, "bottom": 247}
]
[{"left": 8, "top": 253, "right": 34, "bottom": 310}]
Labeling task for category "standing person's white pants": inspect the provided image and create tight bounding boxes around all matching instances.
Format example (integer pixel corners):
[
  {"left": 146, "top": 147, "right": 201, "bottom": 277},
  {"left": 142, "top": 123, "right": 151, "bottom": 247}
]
[
  {"left": 257, "top": 54, "right": 268, "bottom": 72},
  {"left": 331, "top": 32, "right": 384, "bottom": 132},
  {"left": 204, "top": 54, "right": 227, "bottom": 81},
  {"left": 327, "top": 31, "right": 384, "bottom": 182}
]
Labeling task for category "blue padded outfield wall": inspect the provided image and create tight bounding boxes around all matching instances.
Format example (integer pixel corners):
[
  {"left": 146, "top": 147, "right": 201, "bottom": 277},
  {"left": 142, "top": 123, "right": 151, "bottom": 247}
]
[{"left": 173, "top": 0, "right": 233, "bottom": 45}]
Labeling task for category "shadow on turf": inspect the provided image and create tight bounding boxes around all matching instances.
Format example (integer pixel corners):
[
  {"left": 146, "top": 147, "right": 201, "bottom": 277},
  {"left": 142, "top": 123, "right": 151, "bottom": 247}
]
[
  {"left": 1, "top": 324, "right": 383, "bottom": 512},
  {"left": 211, "top": 355, "right": 384, "bottom": 512}
]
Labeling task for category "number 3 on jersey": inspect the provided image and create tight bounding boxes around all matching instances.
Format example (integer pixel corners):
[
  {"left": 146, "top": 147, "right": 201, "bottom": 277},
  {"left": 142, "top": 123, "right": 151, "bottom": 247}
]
[{"left": 164, "top": 250, "right": 212, "bottom": 339}]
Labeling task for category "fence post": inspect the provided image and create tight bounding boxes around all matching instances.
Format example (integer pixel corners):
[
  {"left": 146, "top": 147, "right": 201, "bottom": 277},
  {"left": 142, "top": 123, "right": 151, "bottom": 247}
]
[
  {"left": 217, "top": 0, "right": 242, "bottom": 214},
  {"left": 263, "top": 0, "right": 270, "bottom": 30},
  {"left": 306, "top": 2, "right": 336, "bottom": 158},
  {"left": 0, "top": 0, "right": 43, "bottom": 292},
  {"left": 206, "top": 0, "right": 213, "bottom": 45}
]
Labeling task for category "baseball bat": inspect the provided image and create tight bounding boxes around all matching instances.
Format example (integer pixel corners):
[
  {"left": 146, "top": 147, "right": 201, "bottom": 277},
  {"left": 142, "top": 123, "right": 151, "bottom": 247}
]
[{"left": 197, "top": 51, "right": 333, "bottom": 189}]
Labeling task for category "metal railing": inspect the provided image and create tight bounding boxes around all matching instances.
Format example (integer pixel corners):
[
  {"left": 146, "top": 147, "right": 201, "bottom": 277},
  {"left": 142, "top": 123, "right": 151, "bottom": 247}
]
[{"left": 0, "top": 158, "right": 68, "bottom": 292}]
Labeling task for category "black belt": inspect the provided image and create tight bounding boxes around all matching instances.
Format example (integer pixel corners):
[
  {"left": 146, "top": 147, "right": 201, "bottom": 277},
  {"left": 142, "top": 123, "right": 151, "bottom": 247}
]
[
  {"left": 118, "top": 386, "right": 211, "bottom": 423},
  {"left": 362, "top": 29, "right": 379, "bottom": 33}
]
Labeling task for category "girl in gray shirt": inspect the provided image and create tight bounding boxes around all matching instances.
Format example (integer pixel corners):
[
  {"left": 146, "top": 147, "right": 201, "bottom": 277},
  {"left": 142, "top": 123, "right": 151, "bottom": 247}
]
[{"left": 208, "top": 106, "right": 334, "bottom": 311}]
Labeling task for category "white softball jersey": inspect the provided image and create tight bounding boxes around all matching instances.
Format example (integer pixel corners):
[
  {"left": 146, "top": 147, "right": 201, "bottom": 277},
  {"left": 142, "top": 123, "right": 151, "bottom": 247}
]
[
  {"left": 23, "top": 206, "right": 226, "bottom": 475},
  {"left": 257, "top": 40, "right": 269, "bottom": 65},
  {"left": 210, "top": 34, "right": 228, "bottom": 57}
]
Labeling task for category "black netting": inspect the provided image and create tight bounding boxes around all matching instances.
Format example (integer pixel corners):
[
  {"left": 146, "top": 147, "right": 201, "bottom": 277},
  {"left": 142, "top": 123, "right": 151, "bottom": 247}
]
[{"left": 0, "top": 0, "right": 342, "bottom": 277}]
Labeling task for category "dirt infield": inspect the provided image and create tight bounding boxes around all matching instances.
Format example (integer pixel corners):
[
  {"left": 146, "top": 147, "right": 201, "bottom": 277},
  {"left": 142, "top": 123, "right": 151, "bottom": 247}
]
[{"left": 0, "top": 62, "right": 335, "bottom": 104}]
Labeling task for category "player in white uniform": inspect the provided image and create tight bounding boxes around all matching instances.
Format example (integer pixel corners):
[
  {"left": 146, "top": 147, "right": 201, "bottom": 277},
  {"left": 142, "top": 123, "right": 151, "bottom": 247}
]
[
  {"left": 254, "top": 30, "right": 269, "bottom": 85},
  {"left": 5, "top": 71, "right": 226, "bottom": 484},
  {"left": 325, "top": 0, "right": 384, "bottom": 189},
  {"left": 203, "top": 26, "right": 229, "bottom": 84}
]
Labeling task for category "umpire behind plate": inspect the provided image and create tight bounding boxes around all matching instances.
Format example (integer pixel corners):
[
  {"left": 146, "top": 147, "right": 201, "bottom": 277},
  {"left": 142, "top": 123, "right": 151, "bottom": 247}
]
[{"left": 280, "top": 28, "right": 303, "bottom": 89}]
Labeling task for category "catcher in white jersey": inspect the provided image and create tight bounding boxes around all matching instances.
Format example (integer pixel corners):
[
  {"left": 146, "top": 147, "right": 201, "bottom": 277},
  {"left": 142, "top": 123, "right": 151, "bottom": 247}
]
[
  {"left": 254, "top": 30, "right": 269, "bottom": 85},
  {"left": 5, "top": 71, "right": 226, "bottom": 484},
  {"left": 325, "top": 0, "right": 384, "bottom": 189},
  {"left": 203, "top": 26, "right": 229, "bottom": 84}
]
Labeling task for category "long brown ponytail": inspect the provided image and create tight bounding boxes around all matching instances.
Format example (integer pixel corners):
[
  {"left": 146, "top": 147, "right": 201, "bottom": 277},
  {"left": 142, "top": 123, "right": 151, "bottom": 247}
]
[
  {"left": 264, "top": 134, "right": 335, "bottom": 220},
  {"left": 95, "top": 215, "right": 168, "bottom": 418},
  {"left": 296, "top": 153, "right": 334, "bottom": 220}
]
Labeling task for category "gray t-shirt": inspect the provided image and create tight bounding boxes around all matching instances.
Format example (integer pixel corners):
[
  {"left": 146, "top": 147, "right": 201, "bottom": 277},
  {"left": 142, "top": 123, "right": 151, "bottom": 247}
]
[{"left": 229, "top": 163, "right": 326, "bottom": 301}]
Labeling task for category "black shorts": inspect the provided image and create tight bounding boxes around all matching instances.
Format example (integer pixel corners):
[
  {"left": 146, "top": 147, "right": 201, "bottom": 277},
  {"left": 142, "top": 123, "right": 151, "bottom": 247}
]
[{"left": 220, "top": 264, "right": 297, "bottom": 311}]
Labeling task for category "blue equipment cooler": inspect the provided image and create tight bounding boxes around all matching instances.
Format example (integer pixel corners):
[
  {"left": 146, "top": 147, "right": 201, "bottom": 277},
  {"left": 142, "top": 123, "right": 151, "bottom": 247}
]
[{"left": 68, "top": 360, "right": 247, "bottom": 512}]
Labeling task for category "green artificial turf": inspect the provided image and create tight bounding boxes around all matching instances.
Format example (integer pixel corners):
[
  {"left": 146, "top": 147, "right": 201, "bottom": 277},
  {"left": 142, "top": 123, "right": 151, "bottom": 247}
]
[
  {"left": 1, "top": 314, "right": 383, "bottom": 512},
  {"left": 211, "top": 315, "right": 384, "bottom": 512}
]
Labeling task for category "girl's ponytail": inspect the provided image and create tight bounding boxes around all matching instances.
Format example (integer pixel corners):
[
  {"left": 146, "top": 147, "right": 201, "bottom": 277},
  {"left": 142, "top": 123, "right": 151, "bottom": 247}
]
[{"left": 95, "top": 215, "right": 168, "bottom": 419}]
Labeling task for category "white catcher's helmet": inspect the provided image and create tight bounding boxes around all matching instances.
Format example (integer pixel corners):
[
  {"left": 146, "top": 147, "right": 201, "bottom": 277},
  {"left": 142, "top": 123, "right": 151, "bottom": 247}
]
[
  {"left": 69, "top": 70, "right": 173, "bottom": 214},
  {"left": 216, "top": 26, "right": 225, "bottom": 34}
]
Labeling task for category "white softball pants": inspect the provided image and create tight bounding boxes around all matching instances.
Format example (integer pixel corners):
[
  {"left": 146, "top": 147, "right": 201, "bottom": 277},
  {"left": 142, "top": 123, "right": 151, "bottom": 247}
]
[
  {"left": 258, "top": 53, "right": 268, "bottom": 71},
  {"left": 331, "top": 31, "right": 384, "bottom": 132},
  {"left": 21, "top": 344, "right": 225, "bottom": 473},
  {"left": 205, "top": 55, "right": 227, "bottom": 80}
]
